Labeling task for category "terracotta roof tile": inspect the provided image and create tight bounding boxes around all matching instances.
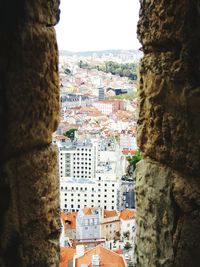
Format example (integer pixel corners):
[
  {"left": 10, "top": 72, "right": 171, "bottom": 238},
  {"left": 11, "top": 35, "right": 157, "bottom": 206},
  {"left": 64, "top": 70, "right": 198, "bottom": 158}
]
[
  {"left": 61, "top": 211, "right": 77, "bottom": 229},
  {"left": 76, "top": 245, "right": 126, "bottom": 267},
  {"left": 60, "top": 247, "right": 76, "bottom": 267},
  {"left": 120, "top": 209, "right": 136, "bottom": 220},
  {"left": 82, "top": 207, "right": 93, "bottom": 215},
  {"left": 122, "top": 150, "right": 137, "bottom": 156},
  {"left": 103, "top": 210, "right": 118, "bottom": 218}
]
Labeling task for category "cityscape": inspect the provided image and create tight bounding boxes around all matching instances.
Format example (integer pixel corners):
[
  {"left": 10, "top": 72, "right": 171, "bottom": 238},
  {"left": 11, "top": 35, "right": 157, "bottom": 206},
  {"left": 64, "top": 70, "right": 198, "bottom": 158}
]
[
  {"left": 54, "top": 50, "right": 141, "bottom": 267},
  {"left": 0, "top": 1, "right": 197, "bottom": 266}
]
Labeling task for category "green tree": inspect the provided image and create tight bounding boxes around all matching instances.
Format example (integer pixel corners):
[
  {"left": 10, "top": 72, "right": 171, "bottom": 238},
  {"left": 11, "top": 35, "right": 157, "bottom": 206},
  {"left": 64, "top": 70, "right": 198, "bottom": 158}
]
[
  {"left": 124, "top": 242, "right": 132, "bottom": 250},
  {"left": 79, "top": 60, "right": 83, "bottom": 68},
  {"left": 64, "top": 68, "right": 71, "bottom": 75},
  {"left": 64, "top": 129, "right": 77, "bottom": 141},
  {"left": 127, "top": 150, "right": 142, "bottom": 171}
]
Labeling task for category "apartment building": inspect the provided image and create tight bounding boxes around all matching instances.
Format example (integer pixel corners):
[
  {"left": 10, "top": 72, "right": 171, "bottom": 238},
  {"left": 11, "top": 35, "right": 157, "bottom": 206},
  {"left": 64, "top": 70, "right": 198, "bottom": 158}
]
[
  {"left": 60, "top": 178, "right": 119, "bottom": 211},
  {"left": 92, "top": 100, "right": 124, "bottom": 115},
  {"left": 100, "top": 210, "right": 120, "bottom": 241},
  {"left": 58, "top": 139, "right": 98, "bottom": 179},
  {"left": 76, "top": 208, "right": 101, "bottom": 242},
  {"left": 58, "top": 138, "right": 126, "bottom": 211}
]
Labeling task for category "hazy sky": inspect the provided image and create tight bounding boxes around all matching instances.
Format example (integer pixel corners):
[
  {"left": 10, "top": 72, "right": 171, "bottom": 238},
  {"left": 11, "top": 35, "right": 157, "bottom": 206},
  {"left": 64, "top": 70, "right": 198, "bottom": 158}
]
[{"left": 55, "top": 0, "right": 141, "bottom": 51}]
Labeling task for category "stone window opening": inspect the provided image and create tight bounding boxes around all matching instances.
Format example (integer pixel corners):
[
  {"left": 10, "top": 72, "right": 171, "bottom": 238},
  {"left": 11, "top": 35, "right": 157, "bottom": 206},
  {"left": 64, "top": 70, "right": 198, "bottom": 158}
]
[{"left": 0, "top": 1, "right": 200, "bottom": 267}]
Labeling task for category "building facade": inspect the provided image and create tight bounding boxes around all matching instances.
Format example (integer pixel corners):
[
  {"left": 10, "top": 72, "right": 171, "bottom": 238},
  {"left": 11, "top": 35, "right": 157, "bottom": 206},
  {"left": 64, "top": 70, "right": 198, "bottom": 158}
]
[
  {"left": 76, "top": 208, "right": 101, "bottom": 242},
  {"left": 58, "top": 138, "right": 126, "bottom": 212}
]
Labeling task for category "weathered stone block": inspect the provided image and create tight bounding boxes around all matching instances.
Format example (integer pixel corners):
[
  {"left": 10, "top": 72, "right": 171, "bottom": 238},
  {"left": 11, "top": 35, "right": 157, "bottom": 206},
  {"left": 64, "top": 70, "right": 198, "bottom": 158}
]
[
  {"left": 1, "top": 145, "right": 60, "bottom": 266},
  {"left": 134, "top": 158, "right": 200, "bottom": 267},
  {"left": 134, "top": 159, "right": 174, "bottom": 267},
  {"left": 137, "top": 51, "right": 200, "bottom": 175},
  {"left": 24, "top": 0, "right": 60, "bottom": 26},
  {"left": 138, "top": 1, "right": 200, "bottom": 52},
  {"left": 0, "top": 26, "right": 59, "bottom": 160}
]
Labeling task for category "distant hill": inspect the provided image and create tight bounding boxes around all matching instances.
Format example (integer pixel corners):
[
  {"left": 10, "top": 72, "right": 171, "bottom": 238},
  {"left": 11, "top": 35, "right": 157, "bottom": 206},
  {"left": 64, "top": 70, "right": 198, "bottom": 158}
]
[{"left": 59, "top": 49, "right": 142, "bottom": 58}]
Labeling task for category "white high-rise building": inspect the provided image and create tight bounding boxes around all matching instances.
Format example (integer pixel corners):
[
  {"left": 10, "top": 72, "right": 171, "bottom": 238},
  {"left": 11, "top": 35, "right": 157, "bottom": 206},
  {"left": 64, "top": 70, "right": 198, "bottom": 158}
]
[
  {"left": 57, "top": 138, "right": 126, "bottom": 211},
  {"left": 60, "top": 178, "right": 120, "bottom": 211},
  {"left": 58, "top": 139, "right": 98, "bottom": 179}
]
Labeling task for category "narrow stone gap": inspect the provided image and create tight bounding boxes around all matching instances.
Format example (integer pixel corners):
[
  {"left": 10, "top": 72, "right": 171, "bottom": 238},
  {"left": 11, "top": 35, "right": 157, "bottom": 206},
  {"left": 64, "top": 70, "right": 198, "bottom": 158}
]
[{"left": 55, "top": 1, "right": 141, "bottom": 266}]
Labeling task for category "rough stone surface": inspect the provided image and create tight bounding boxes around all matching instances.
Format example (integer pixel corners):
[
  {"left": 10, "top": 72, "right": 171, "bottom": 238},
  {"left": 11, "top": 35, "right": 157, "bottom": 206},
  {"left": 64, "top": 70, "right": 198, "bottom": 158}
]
[
  {"left": 137, "top": 0, "right": 200, "bottom": 175},
  {"left": 0, "top": 26, "right": 59, "bottom": 161},
  {"left": 1, "top": 145, "right": 60, "bottom": 267},
  {"left": 0, "top": 1, "right": 60, "bottom": 28},
  {"left": 0, "top": 0, "right": 60, "bottom": 266},
  {"left": 134, "top": 159, "right": 174, "bottom": 267},
  {"left": 135, "top": 1, "right": 200, "bottom": 266},
  {"left": 135, "top": 159, "right": 200, "bottom": 267},
  {"left": 24, "top": 1, "right": 60, "bottom": 26}
]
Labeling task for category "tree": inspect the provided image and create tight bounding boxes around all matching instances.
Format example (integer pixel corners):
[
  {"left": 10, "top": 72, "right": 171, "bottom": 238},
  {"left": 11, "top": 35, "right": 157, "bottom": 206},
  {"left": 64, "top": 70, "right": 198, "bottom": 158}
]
[
  {"left": 127, "top": 150, "right": 142, "bottom": 171},
  {"left": 79, "top": 60, "right": 83, "bottom": 68},
  {"left": 64, "top": 68, "right": 71, "bottom": 75},
  {"left": 64, "top": 129, "right": 77, "bottom": 141},
  {"left": 124, "top": 242, "right": 132, "bottom": 250}
]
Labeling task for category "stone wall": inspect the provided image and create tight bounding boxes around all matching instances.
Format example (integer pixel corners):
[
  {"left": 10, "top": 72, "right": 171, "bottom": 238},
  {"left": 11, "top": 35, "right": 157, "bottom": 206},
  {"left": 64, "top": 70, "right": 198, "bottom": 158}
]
[
  {"left": 0, "top": 1, "right": 61, "bottom": 266},
  {"left": 135, "top": 1, "right": 200, "bottom": 266},
  {"left": 0, "top": 1, "right": 199, "bottom": 266}
]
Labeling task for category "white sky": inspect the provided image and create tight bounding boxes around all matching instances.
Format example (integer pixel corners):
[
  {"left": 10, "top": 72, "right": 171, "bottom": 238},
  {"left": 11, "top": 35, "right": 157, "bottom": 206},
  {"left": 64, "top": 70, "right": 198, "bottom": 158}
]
[{"left": 55, "top": 0, "right": 141, "bottom": 51}]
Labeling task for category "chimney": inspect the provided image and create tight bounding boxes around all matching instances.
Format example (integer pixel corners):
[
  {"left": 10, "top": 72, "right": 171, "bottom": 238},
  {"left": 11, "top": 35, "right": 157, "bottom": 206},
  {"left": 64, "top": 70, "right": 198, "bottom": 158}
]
[{"left": 92, "top": 254, "right": 100, "bottom": 267}]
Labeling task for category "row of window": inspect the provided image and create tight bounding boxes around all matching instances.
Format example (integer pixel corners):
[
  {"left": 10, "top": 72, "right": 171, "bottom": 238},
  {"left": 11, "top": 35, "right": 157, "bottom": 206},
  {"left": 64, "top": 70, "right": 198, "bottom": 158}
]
[
  {"left": 75, "top": 153, "right": 92, "bottom": 156},
  {"left": 60, "top": 175, "right": 91, "bottom": 178},
  {"left": 60, "top": 148, "right": 92, "bottom": 155},
  {"left": 63, "top": 191, "right": 115, "bottom": 196},
  {"left": 61, "top": 186, "right": 95, "bottom": 191},
  {"left": 73, "top": 171, "right": 91, "bottom": 174},
  {"left": 84, "top": 218, "right": 98, "bottom": 225},
  {"left": 64, "top": 204, "right": 115, "bottom": 210},
  {"left": 76, "top": 148, "right": 92, "bottom": 152},
  {"left": 65, "top": 193, "right": 115, "bottom": 201},
  {"left": 61, "top": 186, "right": 115, "bottom": 192},
  {"left": 73, "top": 166, "right": 92, "bottom": 169},
  {"left": 65, "top": 193, "right": 95, "bottom": 197},
  {"left": 60, "top": 161, "right": 92, "bottom": 165},
  {"left": 64, "top": 198, "right": 115, "bottom": 202},
  {"left": 73, "top": 158, "right": 92, "bottom": 161}
]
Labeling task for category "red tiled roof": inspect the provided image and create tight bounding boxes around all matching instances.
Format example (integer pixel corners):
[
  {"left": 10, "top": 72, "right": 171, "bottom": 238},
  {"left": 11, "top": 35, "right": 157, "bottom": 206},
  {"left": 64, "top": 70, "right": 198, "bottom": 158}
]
[
  {"left": 82, "top": 207, "right": 93, "bottom": 215},
  {"left": 103, "top": 210, "right": 118, "bottom": 218},
  {"left": 60, "top": 247, "right": 76, "bottom": 267},
  {"left": 120, "top": 209, "right": 136, "bottom": 220},
  {"left": 122, "top": 150, "right": 137, "bottom": 156},
  {"left": 75, "top": 245, "right": 126, "bottom": 267},
  {"left": 61, "top": 211, "right": 77, "bottom": 229}
]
